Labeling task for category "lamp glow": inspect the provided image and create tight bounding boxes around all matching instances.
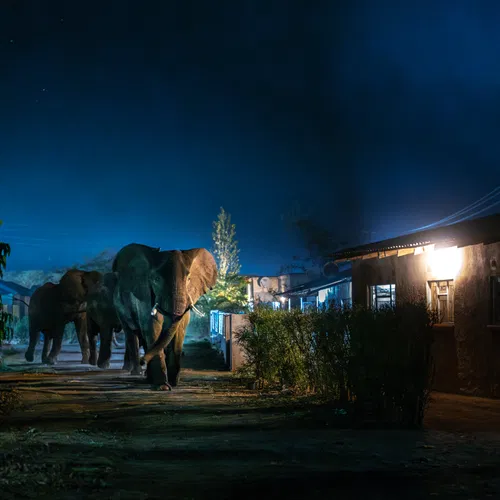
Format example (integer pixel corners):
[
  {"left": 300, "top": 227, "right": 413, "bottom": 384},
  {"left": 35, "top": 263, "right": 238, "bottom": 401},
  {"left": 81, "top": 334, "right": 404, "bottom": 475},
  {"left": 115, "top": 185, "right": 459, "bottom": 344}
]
[{"left": 427, "top": 246, "right": 462, "bottom": 279}]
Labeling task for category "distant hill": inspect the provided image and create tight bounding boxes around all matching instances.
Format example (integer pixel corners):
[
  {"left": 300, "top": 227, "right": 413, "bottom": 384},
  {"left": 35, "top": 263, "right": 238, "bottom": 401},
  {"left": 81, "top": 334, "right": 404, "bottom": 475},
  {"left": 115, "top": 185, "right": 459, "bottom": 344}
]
[{"left": 3, "top": 250, "right": 116, "bottom": 288}]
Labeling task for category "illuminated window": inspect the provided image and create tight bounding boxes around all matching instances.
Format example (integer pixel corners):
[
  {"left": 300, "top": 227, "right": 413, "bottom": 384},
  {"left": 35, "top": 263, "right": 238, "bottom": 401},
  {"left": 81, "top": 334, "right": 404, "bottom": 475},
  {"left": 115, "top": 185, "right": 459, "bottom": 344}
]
[
  {"left": 369, "top": 284, "right": 396, "bottom": 309},
  {"left": 428, "top": 280, "right": 454, "bottom": 323},
  {"left": 320, "top": 282, "right": 352, "bottom": 309},
  {"left": 490, "top": 277, "right": 500, "bottom": 325}
]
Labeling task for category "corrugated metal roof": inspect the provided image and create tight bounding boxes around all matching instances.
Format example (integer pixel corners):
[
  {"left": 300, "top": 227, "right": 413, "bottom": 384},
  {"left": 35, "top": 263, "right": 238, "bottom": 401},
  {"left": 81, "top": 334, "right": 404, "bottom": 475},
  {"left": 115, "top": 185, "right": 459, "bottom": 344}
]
[
  {"left": 0, "top": 279, "right": 34, "bottom": 296},
  {"left": 277, "top": 269, "right": 352, "bottom": 297},
  {"left": 329, "top": 213, "right": 500, "bottom": 262}
]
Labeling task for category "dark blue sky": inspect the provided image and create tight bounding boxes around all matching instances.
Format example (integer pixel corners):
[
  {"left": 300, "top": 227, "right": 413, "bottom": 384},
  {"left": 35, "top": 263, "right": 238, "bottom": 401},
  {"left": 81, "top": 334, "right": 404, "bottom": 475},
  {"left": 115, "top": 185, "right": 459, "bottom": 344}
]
[{"left": 1, "top": 1, "right": 499, "bottom": 274}]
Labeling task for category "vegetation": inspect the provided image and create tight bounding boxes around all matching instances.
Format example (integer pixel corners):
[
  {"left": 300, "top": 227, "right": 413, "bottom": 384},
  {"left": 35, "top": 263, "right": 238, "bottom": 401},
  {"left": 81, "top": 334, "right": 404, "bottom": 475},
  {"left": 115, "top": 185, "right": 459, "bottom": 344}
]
[
  {"left": 189, "top": 207, "right": 248, "bottom": 339},
  {"left": 0, "top": 220, "right": 13, "bottom": 346},
  {"left": 236, "top": 301, "right": 436, "bottom": 428}
]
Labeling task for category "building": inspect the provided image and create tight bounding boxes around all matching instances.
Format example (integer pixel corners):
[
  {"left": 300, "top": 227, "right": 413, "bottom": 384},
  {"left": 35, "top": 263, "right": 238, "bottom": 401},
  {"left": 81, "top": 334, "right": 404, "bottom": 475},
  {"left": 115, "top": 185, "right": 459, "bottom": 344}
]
[
  {"left": 244, "top": 273, "right": 312, "bottom": 310},
  {"left": 276, "top": 267, "right": 352, "bottom": 311},
  {"left": 0, "top": 280, "right": 34, "bottom": 319},
  {"left": 326, "top": 213, "right": 500, "bottom": 398}
]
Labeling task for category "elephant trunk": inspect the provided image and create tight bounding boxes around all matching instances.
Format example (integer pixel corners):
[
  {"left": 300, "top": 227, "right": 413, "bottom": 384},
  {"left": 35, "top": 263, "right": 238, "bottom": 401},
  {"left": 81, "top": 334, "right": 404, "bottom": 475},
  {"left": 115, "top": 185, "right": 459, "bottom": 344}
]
[{"left": 139, "top": 313, "right": 178, "bottom": 366}]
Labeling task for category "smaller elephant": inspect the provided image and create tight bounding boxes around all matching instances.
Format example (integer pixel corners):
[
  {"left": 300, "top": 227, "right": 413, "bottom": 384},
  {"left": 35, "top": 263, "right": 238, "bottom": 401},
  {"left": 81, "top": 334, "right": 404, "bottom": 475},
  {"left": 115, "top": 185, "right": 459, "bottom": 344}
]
[
  {"left": 25, "top": 269, "right": 101, "bottom": 365},
  {"left": 86, "top": 272, "right": 124, "bottom": 369}
]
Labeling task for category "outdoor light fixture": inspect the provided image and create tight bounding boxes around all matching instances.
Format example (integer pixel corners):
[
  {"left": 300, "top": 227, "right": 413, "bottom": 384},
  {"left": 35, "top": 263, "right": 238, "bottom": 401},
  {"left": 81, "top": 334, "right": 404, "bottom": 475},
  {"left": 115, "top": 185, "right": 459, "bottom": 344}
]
[
  {"left": 280, "top": 296, "right": 286, "bottom": 303},
  {"left": 427, "top": 246, "right": 462, "bottom": 280}
]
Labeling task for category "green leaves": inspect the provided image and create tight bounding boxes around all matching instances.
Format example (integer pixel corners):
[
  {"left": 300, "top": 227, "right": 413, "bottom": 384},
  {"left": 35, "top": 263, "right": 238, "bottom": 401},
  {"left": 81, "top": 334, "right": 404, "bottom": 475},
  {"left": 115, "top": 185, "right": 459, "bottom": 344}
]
[
  {"left": 236, "top": 302, "right": 435, "bottom": 427},
  {"left": 0, "top": 221, "right": 13, "bottom": 343},
  {"left": 212, "top": 207, "right": 241, "bottom": 280}
]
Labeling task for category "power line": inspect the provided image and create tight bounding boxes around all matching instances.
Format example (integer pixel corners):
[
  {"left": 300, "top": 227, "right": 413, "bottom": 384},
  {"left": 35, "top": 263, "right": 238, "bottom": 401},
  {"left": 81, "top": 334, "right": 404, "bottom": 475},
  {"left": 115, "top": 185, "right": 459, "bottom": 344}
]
[
  {"left": 442, "top": 197, "right": 500, "bottom": 225},
  {"left": 407, "top": 185, "right": 500, "bottom": 233}
]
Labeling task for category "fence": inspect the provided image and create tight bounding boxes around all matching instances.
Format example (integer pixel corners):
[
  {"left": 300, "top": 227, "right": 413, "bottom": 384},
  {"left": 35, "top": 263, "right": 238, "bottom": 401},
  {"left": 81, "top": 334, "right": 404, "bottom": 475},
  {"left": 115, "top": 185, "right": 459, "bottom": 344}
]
[{"left": 210, "top": 310, "right": 249, "bottom": 371}]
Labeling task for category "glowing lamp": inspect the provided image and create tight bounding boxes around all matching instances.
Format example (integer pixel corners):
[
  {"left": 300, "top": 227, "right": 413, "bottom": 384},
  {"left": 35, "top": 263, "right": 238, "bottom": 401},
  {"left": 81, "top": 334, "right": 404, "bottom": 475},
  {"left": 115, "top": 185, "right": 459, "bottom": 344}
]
[
  {"left": 427, "top": 246, "right": 462, "bottom": 280},
  {"left": 280, "top": 296, "right": 287, "bottom": 303}
]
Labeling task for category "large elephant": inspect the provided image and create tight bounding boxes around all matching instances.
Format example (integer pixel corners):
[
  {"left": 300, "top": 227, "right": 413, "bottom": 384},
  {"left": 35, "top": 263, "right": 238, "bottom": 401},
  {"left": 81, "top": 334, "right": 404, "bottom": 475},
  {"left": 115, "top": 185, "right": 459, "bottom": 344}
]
[
  {"left": 86, "top": 272, "right": 124, "bottom": 369},
  {"left": 25, "top": 269, "right": 102, "bottom": 365},
  {"left": 112, "top": 243, "right": 217, "bottom": 390}
]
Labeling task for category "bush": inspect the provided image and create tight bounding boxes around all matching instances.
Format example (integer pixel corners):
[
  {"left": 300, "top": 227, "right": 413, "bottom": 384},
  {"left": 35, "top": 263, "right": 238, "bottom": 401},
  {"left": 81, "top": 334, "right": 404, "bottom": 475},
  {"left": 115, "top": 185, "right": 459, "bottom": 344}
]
[{"left": 236, "top": 301, "right": 435, "bottom": 428}]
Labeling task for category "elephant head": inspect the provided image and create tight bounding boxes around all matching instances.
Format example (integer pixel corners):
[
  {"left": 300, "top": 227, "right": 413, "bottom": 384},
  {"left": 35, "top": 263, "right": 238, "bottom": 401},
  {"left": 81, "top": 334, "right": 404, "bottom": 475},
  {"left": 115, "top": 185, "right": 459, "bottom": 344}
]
[
  {"left": 58, "top": 269, "right": 102, "bottom": 312},
  {"left": 141, "top": 248, "right": 217, "bottom": 365},
  {"left": 150, "top": 249, "right": 217, "bottom": 320}
]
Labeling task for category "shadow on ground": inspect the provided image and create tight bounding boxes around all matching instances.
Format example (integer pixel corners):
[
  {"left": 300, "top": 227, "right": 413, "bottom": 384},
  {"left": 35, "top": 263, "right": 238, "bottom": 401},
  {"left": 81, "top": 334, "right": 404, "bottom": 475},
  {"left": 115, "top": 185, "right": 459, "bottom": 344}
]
[{"left": 1, "top": 341, "right": 500, "bottom": 498}]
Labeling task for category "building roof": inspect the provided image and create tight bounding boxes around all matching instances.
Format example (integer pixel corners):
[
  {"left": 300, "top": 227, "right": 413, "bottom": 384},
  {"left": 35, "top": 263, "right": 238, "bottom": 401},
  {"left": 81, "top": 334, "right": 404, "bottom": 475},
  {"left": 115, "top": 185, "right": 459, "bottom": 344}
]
[
  {"left": 329, "top": 213, "right": 500, "bottom": 263},
  {"left": 0, "top": 279, "right": 34, "bottom": 297},
  {"left": 277, "top": 269, "right": 352, "bottom": 297}
]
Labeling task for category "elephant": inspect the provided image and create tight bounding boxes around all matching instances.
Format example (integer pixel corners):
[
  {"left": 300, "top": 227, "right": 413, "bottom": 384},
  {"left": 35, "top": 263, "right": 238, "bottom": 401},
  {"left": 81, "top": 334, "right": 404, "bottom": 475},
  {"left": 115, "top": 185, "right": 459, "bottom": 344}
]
[
  {"left": 112, "top": 243, "right": 217, "bottom": 390},
  {"left": 25, "top": 269, "right": 102, "bottom": 365},
  {"left": 86, "top": 272, "right": 124, "bottom": 369}
]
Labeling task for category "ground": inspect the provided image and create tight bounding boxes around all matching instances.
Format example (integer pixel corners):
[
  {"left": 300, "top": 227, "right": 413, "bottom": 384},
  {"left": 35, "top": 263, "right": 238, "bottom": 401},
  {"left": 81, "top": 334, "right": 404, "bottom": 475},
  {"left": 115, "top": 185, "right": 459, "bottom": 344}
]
[{"left": 1, "top": 341, "right": 500, "bottom": 499}]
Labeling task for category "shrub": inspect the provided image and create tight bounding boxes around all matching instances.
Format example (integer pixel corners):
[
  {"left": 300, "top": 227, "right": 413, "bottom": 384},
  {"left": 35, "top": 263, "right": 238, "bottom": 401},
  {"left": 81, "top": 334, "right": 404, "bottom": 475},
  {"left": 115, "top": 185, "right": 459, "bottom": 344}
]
[{"left": 236, "top": 301, "right": 435, "bottom": 428}]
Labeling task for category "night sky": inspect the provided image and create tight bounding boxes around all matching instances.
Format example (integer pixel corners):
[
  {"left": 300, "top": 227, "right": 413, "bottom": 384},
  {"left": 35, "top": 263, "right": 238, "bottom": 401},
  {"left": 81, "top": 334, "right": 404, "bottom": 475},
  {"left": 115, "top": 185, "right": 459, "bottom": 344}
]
[{"left": 1, "top": 1, "right": 499, "bottom": 274}]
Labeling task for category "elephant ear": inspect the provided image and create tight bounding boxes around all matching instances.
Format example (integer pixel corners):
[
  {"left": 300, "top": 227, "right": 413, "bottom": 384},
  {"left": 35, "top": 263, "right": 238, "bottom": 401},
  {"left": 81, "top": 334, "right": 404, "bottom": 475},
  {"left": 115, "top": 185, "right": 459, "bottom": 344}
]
[
  {"left": 59, "top": 269, "right": 102, "bottom": 303},
  {"left": 82, "top": 271, "right": 102, "bottom": 293},
  {"left": 182, "top": 248, "right": 218, "bottom": 305}
]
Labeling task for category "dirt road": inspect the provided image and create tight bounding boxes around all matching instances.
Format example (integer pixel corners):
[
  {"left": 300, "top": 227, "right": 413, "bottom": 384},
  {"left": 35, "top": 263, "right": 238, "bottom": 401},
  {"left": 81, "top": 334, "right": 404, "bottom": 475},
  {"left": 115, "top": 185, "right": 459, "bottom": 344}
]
[{"left": 1, "top": 341, "right": 500, "bottom": 499}]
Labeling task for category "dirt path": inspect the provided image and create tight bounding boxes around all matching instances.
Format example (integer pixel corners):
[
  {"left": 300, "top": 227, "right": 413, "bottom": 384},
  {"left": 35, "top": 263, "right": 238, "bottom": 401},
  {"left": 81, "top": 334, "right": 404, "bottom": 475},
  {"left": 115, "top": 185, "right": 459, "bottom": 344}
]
[{"left": 1, "top": 341, "right": 500, "bottom": 499}]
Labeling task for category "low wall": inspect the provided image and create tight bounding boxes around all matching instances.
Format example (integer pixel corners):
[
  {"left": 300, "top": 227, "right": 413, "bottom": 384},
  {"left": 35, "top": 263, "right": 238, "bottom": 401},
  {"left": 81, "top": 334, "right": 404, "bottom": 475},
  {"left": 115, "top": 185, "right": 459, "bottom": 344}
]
[{"left": 209, "top": 311, "right": 249, "bottom": 371}]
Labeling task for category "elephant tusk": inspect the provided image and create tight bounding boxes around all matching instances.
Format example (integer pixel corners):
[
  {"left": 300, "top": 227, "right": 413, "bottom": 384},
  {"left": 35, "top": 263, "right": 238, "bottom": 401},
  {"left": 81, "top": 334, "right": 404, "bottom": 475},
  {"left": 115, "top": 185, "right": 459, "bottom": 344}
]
[
  {"left": 187, "top": 292, "right": 205, "bottom": 318},
  {"left": 151, "top": 303, "right": 158, "bottom": 316},
  {"left": 190, "top": 304, "right": 205, "bottom": 318}
]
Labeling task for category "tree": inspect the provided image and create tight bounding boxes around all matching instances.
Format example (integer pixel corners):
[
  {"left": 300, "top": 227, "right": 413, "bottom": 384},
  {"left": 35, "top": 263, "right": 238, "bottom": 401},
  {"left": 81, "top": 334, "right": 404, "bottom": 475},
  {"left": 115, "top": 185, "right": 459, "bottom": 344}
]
[
  {"left": 192, "top": 208, "right": 248, "bottom": 320},
  {"left": 212, "top": 207, "right": 241, "bottom": 279},
  {"left": 0, "top": 220, "right": 12, "bottom": 345}
]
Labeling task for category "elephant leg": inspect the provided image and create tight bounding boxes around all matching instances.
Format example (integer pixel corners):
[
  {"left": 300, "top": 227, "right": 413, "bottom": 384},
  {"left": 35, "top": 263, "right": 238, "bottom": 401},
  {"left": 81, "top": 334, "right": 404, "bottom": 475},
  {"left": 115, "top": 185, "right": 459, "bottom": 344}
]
[
  {"left": 25, "top": 322, "right": 40, "bottom": 362},
  {"left": 47, "top": 329, "right": 64, "bottom": 364},
  {"left": 97, "top": 325, "right": 113, "bottom": 369},
  {"left": 89, "top": 334, "right": 97, "bottom": 366},
  {"left": 123, "top": 327, "right": 140, "bottom": 374},
  {"left": 41, "top": 334, "right": 52, "bottom": 364},
  {"left": 74, "top": 314, "right": 90, "bottom": 364},
  {"left": 144, "top": 314, "right": 171, "bottom": 390},
  {"left": 87, "top": 319, "right": 98, "bottom": 366},
  {"left": 167, "top": 315, "right": 189, "bottom": 387}
]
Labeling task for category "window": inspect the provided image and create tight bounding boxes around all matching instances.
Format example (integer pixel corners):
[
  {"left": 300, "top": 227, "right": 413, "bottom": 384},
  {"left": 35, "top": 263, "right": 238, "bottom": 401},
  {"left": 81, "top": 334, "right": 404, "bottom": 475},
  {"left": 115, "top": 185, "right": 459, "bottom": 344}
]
[
  {"left": 319, "top": 281, "right": 352, "bottom": 309},
  {"left": 369, "top": 284, "right": 396, "bottom": 309},
  {"left": 490, "top": 276, "right": 500, "bottom": 325},
  {"left": 428, "top": 280, "right": 454, "bottom": 323}
]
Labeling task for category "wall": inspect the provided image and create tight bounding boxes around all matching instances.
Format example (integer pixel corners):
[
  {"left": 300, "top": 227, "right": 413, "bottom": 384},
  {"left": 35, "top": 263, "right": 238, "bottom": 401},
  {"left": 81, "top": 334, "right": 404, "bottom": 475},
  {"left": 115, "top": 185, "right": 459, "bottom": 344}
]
[
  {"left": 351, "top": 242, "right": 500, "bottom": 397},
  {"left": 209, "top": 310, "right": 250, "bottom": 371},
  {"left": 454, "top": 242, "right": 500, "bottom": 396},
  {"left": 1, "top": 294, "right": 30, "bottom": 319}
]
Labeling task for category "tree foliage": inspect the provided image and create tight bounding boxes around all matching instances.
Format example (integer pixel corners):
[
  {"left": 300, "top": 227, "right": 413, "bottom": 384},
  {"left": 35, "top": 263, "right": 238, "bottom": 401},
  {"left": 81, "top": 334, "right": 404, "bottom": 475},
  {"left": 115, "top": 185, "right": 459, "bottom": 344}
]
[
  {"left": 212, "top": 207, "right": 240, "bottom": 279},
  {"left": 195, "top": 208, "right": 248, "bottom": 318},
  {"left": 188, "top": 208, "right": 248, "bottom": 338},
  {"left": 0, "top": 220, "right": 13, "bottom": 344}
]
